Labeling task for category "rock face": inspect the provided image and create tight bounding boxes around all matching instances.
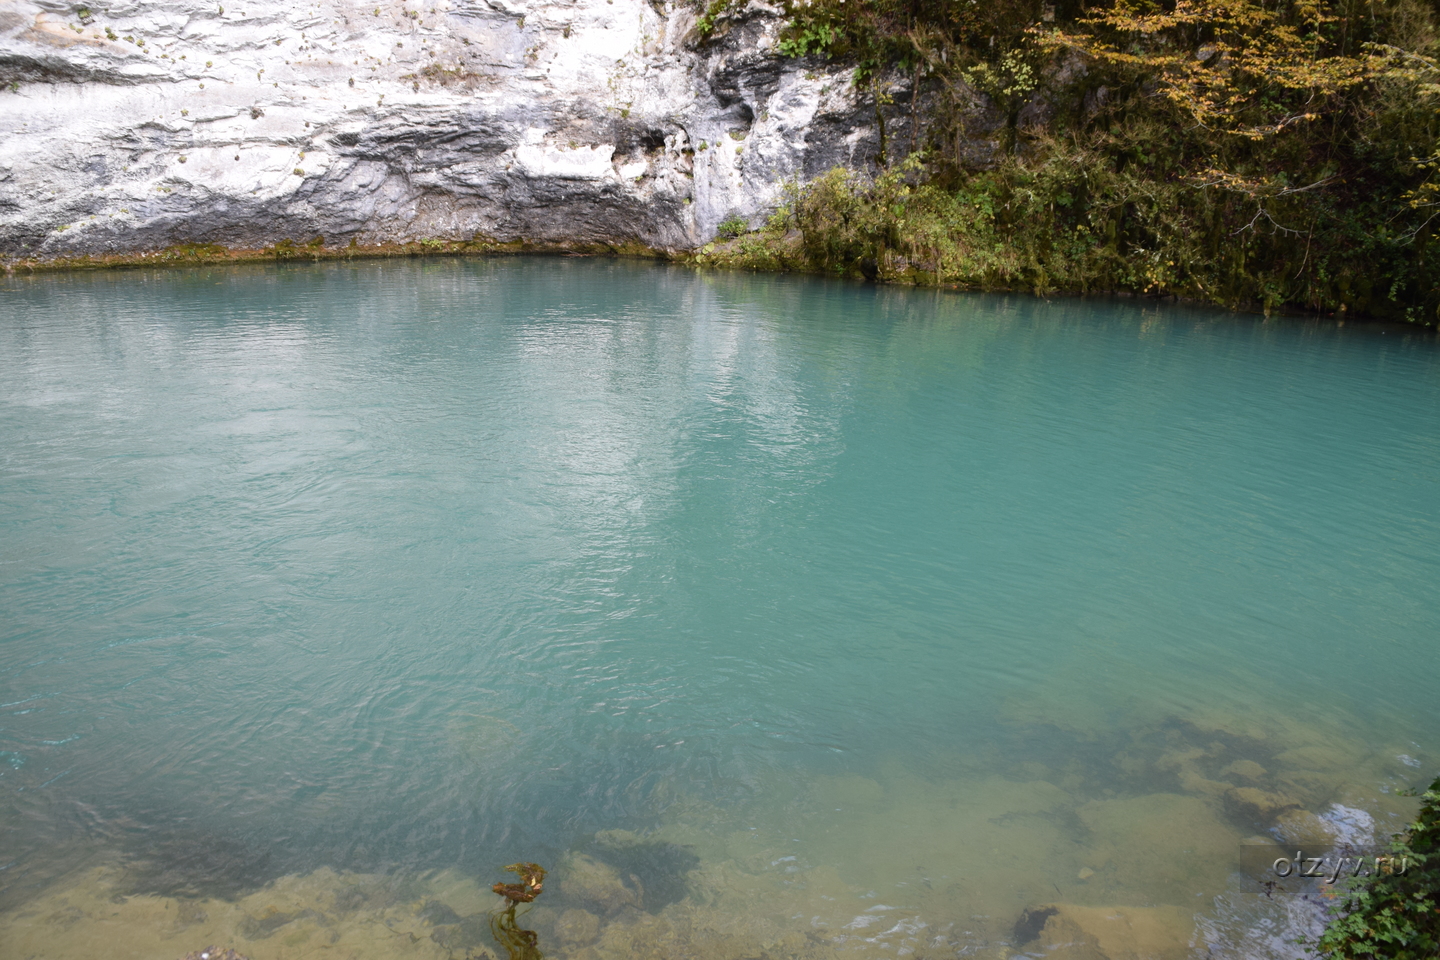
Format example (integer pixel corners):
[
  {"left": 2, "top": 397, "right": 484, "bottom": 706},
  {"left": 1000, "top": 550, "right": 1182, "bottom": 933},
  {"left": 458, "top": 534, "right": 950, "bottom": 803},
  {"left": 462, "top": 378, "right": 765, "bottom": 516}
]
[{"left": 0, "top": 0, "right": 881, "bottom": 257}]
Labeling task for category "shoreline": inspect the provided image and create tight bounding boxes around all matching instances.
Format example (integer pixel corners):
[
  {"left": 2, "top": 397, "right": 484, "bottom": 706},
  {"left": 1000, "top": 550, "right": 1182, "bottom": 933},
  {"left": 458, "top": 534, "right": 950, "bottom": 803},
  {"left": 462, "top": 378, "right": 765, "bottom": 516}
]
[
  {"left": 2, "top": 239, "right": 1430, "bottom": 330},
  {"left": 0, "top": 238, "right": 674, "bottom": 274}
]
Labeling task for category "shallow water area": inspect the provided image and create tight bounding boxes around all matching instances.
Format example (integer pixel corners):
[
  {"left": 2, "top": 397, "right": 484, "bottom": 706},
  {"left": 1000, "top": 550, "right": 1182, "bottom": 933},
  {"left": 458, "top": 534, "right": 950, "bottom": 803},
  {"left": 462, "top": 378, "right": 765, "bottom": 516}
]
[{"left": 1, "top": 259, "right": 1438, "bottom": 960}]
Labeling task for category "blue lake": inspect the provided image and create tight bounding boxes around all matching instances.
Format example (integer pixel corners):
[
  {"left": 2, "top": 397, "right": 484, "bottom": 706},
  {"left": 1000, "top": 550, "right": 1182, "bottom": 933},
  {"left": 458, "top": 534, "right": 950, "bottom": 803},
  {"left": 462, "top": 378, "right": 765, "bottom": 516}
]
[{"left": 1, "top": 258, "right": 1437, "bottom": 960}]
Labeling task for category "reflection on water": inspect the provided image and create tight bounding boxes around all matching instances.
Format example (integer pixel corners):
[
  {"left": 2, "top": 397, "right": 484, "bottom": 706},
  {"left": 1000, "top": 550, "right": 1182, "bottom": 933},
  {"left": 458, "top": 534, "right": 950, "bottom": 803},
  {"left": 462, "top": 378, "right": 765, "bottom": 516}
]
[{"left": 0, "top": 259, "right": 1437, "bottom": 959}]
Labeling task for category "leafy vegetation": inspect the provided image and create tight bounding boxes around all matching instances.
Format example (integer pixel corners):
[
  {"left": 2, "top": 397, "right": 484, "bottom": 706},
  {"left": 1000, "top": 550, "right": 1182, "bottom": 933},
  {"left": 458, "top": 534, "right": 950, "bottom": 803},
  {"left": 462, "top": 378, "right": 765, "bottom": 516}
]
[
  {"left": 716, "top": 214, "right": 751, "bottom": 238},
  {"left": 1316, "top": 775, "right": 1440, "bottom": 959},
  {"left": 705, "top": 0, "right": 1440, "bottom": 321}
]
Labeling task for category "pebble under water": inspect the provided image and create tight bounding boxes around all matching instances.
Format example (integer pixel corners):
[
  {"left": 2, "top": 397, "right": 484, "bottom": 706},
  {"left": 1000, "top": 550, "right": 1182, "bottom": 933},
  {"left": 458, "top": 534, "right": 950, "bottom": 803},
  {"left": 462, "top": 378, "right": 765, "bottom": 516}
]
[{"left": 1, "top": 258, "right": 1438, "bottom": 960}]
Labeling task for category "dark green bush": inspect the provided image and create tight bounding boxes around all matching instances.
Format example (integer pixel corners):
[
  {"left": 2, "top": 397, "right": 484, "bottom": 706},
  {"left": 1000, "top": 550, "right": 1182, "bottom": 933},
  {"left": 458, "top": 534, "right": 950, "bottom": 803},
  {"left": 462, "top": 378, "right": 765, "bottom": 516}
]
[{"left": 1316, "top": 776, "right": 1440, "bottom": 960}]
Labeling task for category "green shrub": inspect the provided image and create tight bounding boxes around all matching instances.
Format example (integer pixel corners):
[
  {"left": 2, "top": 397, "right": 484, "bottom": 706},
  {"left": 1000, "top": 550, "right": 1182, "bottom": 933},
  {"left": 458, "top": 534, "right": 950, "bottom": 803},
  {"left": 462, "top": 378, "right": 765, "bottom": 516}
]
[
  {"left": 1316, "top": 776, "right": 1440, "bottom": 960},
  {"left": 715, "top": 215, "right": 750, "bottom": 239}
]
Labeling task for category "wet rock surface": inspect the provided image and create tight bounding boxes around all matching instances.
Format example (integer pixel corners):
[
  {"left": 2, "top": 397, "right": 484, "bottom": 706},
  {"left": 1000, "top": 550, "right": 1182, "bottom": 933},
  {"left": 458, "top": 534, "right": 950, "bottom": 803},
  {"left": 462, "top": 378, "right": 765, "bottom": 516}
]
[{"left": 0, "top": 0, "right": 884, "bottom": 258}]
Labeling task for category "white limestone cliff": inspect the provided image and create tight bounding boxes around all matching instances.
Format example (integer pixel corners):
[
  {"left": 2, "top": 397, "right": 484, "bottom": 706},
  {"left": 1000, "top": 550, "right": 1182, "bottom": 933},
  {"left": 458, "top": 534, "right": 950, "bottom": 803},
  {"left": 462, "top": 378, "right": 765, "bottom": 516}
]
[{"left": 0, "top": 0, "right": 881, "bottom": 256}]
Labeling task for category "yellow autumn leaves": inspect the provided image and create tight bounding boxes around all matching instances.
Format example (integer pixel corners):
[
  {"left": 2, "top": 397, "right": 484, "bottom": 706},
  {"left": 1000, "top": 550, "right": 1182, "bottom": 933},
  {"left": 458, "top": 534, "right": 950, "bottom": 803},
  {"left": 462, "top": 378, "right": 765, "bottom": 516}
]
[{"left": 1041, "top": 0, "right": 1383, "bottom": 139}]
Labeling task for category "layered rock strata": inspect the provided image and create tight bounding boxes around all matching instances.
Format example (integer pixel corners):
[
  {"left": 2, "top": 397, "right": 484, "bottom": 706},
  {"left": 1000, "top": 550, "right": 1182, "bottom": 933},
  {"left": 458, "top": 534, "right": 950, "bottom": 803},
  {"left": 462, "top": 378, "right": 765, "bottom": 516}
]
[{"left": 0, "top": 0, "right": 881, "bottom": 257}]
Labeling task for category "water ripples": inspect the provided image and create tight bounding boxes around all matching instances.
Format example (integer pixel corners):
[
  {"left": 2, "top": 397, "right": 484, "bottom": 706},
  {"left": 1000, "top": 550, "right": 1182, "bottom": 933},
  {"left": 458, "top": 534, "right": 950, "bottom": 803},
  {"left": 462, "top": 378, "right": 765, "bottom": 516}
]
[{"left": 1, "top": 261, "right": 1438, "bottom": 947}]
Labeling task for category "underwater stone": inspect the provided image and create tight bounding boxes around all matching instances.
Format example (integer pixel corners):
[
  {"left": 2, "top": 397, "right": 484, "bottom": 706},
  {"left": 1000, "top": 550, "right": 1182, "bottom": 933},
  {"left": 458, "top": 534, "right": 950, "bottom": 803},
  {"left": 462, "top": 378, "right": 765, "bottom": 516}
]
[
  {"left": 555, "top": 907, "right": 601, "bottom": 947},
  {"left": 1077, "top": 794, "right": 1239, "bottom": 903},
  {"left": 1013, "top": 905, "right": 1060, "bottom": 945},
  {"left": 1175, "top": 766, "right": 1233, "bottom": 798},
  {"left": 1224, "top": 786, "right": 1301, "bottom": 822},
  {"left": 1026, "top": 913, "right": 1107, "bottom": 960},
  {"left": 1271, "top": 808, "right": 1342, "bottom": 846},
  {"left": 558, "top": 853, "right": 640, "bottom": 915},
  {"left": 1027, "top": 904, "right": 1194, "bottom": 960},
  {"left": 418, "top": 898, "right": 462, "bottom": 926},
  {"left": 173, "top": 900, "right": 209, "bottom": 927},
  {"left": 235, "top": 907, "right": 320, "bottom": 939},
  {"left": 582, "top": 833, "right": 699, "bottom": 911},
  {"left": 425, "top": 869, "right": 494, "bottom": 917},
  {"left": 1221, "top": 759, "right": 1268, "bottom": 783},
  {"left": 178, "top": 949, "right": 249, "bottom": 960},
  {"left": 429, "top": 914, "right": 493, "bottom": 951}
]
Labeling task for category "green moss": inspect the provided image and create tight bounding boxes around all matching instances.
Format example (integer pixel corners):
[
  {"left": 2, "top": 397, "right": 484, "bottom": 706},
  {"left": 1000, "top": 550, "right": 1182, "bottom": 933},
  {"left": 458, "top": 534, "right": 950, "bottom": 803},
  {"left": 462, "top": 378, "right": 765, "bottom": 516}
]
[
  {"left": 4, "top": 239, "right": 676, "bottom": 275},
  {"left": 694, "top": 0, "right": 739, "bottom": 38},
  {"left": 156, "top": 243, "right": 229, "bottom": 261}
]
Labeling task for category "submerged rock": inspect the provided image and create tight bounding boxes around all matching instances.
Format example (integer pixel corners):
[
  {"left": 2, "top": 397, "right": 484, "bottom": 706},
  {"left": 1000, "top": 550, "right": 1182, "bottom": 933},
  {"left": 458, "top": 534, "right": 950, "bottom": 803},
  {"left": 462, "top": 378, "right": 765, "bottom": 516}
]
[
  {"left": 1271, "top": 808, "right": 1341, "bottom": 846},
  {"left": 428, "top": 913, "right": 493, "bottom": 951},
  {"left": 1223, "top": 786, "right": 1301, "bottom": 822},
  {"left": 1270, "top": 803, "right": 1380, "bottom": 850},
  {"left": 1175, "top": 766, "right": 1233, "bottom": 798},
  {"left": 585, "top": 831, "right": 699, "bottom": 911},
  {"left": 555, "top": 907, "right": 601, "bottom": 947},
  {"left": 1020, "top": 903, "right": 1194, "bottom": 960},
  {"left": 1220, "top": 759, "right": 1267, "bottom": 783},
  {"left": 1076, "top": 793, "right": 1240, "bottom": 901},
  {"left": 178, "top": 949, "right": 249, "bottom": 960},
  {"left": 417, "top": 898, "right": 462, "bottom": 926},
  {"left": 235, "top": 906, "right": 324, "bottom": 939},
  {"left": 558, "top": 853, "right": 641, "bottom": 915},
  {"left": 425, "top": 866, "right": 495, "bottom": 917}
]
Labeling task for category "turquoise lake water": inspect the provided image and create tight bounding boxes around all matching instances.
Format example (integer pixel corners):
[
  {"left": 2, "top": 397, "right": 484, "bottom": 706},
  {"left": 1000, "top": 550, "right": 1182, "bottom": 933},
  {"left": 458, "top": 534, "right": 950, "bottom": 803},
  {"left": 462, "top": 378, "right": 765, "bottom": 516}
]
[{"left": 1, "top": 258, "right": 1438, "bottom": 960}]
